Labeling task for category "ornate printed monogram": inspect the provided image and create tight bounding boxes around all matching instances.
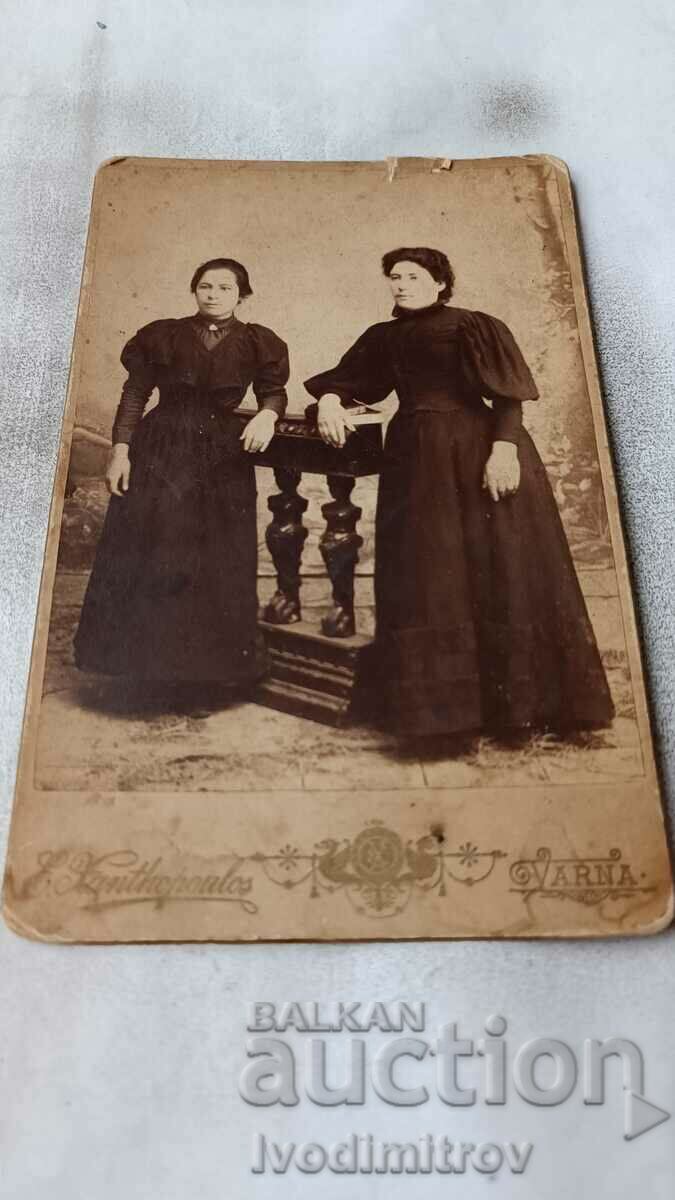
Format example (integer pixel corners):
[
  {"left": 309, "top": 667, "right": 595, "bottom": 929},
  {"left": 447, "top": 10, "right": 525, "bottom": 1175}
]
[{"left": 253, "top": 821, "right": 505, "bottom": 917}]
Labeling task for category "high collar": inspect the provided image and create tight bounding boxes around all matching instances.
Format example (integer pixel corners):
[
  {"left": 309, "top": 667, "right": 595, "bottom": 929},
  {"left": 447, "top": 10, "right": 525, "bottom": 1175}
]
[
  {"left": 193, "top": 311, "right": 238, "bottom": 329},
  {"left": 391, "top": 300, "right": 447, "bottom": 320}
]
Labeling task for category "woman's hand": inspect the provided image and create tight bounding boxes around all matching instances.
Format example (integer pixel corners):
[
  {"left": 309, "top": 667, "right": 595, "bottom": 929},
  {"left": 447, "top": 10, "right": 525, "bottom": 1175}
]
[
  {"left": 317, "top": 394, "right": 357, "bottom": 448},
  {"left": 483, "top": 440, "right": 520, "bottom": 501},
  {"left": 241, "top": 409, "right": 278, "bottom": 453},
  {"left": 106, "top": 444, "right": 131, "bottom": 496}
]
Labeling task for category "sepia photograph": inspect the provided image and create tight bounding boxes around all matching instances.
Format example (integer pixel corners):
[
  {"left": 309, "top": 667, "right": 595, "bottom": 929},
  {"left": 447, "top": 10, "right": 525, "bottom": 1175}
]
[
  {"left": 3, "top": 154, "right": 671, "bottom": 940},
  {"left": 3, "top": 6, "right": 675, "bottom": 1199}
]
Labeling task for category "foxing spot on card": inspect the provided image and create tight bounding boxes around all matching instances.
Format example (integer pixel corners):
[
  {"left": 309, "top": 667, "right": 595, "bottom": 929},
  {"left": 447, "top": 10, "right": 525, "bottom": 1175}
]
[{"left": 3, "top": 155, "right": 671, "bottom": 941}]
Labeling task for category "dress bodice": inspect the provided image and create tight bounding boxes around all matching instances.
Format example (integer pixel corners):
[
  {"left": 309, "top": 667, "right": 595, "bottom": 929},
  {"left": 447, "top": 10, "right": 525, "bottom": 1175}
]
[
  {"left": 112, "top": 315, "right": 289, "bottom": 444},
  {"left": 304, "top": 303, "right": 538, "bottom": 443},
  {"left": 385, "top": 305, "right": 477, "bottom": 412}
]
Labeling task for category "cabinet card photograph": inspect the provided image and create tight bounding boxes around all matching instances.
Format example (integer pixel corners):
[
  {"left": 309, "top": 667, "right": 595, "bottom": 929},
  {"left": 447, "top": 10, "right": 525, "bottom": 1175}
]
[{"left": 3, "top": 155, "right": 672, "bottom": 941}]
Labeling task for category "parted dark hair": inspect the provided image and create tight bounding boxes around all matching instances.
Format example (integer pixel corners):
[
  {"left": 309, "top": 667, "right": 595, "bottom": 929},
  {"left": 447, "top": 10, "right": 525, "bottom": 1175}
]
[
  {"left": 190, "top": 258, "right": 253, "bottom": 299},
  {"left": 381, "top": 246, "right": 455, "bottom": 302}
]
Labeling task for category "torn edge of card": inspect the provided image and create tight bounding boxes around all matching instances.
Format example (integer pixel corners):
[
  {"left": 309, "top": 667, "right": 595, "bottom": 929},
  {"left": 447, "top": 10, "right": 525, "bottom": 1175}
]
[{"left": 386, "top": 157, "right": 454, "bottom": 181}]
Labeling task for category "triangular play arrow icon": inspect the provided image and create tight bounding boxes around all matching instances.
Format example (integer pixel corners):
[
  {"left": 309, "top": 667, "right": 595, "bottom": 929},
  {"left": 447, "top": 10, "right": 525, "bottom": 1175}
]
[{"left": 624, "top": 1090, "right": 671, "bottom": 1140}]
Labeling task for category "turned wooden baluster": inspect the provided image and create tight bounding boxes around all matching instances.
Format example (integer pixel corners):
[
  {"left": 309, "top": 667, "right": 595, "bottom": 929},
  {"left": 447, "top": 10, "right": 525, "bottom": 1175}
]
[
  {"left": 262, "top": 467, "right": 308, "bottom": 624},
  {"left": 319, "top": 475, "right": 363, "bottom": 637}
]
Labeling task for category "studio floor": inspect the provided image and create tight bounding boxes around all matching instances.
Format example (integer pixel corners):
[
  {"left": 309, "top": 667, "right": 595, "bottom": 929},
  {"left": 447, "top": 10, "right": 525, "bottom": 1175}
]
[{"left": 35, "top": 570, "right": 644, "bottom": 795}]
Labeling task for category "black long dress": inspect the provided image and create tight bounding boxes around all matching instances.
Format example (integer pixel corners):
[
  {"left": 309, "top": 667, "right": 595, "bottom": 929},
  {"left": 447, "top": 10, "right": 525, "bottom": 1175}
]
[
  {"left": 305, "top": 302, "right": 614, "bottom": 737},
  {"left": 74, "top": 313, "right": 288, "bottom": 684}
]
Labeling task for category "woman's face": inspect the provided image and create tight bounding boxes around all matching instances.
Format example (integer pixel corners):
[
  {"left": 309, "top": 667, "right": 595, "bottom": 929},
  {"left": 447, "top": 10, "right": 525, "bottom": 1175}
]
[
  {"left": 194, "top": 268, "right": 241, "bottom": 319},
  {"left": 387, "top": 260, "right": 444, "bottom": 310}
]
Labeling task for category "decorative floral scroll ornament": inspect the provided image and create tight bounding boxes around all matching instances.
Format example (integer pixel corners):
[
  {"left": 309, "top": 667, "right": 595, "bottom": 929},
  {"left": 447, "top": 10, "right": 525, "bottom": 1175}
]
[{"left": 253, "top": 821, "right": 506, "bottom": 918}]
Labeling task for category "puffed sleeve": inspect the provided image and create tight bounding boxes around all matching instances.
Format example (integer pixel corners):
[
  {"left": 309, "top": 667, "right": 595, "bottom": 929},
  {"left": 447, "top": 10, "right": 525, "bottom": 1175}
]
[
  {"left": 112, "top": 328, "right": 160, "bottom": 445},
  {"left": 459, "top": 310, "right": 539, "bottom": 445},
  {"left": 304, "top": 324, "right": 394, "bottom": 408},
  {"left": 248, "top": 324, "right": 289, "bottom": 416}
]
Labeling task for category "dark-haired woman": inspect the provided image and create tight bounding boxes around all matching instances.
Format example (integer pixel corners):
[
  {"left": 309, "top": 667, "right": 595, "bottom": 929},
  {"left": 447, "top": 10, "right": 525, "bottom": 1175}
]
[
  {"left": 305, "top": 247, "right": 614, "bottom": 738},
  {"left": 74, "top": 258, "right": 288, "bottom": 706}
]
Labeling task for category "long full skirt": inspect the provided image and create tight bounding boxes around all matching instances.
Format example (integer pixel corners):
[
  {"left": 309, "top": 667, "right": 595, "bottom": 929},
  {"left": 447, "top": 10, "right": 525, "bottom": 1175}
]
[
  {"left": 74, "top": 407, "right": 265, "bottom": 684},
  {"left": 373, "top": 406, "right": 615, "bottom": 736}
]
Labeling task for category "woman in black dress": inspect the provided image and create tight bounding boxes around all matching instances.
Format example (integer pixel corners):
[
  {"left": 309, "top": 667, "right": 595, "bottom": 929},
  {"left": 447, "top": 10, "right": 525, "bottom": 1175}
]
[
  {"left": 74, "top": 257, "right": 288, "bottom": 706},
  {"left": 305, "top": 247, "right": 614, "bottom": 738}
]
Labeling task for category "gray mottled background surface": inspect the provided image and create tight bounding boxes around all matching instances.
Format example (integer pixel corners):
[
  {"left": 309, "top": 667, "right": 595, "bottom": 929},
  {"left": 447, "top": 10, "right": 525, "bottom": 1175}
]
[{"left": 1, "top": 2, "right": 673, "bottom": 1196}]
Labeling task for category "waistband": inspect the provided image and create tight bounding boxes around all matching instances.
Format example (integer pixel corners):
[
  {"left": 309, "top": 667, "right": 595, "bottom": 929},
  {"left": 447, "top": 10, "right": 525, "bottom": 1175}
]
[
  {"left": 394, "top": 387, "right": 477, "bottom": 415},
  {"left": 395, "top": 402, "right": 486, "bottom": 416}
]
